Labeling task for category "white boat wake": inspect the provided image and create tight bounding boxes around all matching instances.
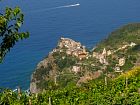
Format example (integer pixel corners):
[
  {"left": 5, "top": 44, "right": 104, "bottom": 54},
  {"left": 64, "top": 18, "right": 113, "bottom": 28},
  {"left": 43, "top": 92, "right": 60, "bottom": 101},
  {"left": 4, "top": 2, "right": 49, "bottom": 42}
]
[{"left": 27, "top": 3, "right": 80, "bottom": 13}]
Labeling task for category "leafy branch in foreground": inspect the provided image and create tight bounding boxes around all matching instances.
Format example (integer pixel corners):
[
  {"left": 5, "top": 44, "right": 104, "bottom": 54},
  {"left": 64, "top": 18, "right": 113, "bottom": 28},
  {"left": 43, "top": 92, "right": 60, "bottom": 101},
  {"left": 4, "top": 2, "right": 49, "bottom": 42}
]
[{"left": 0, "top": 7, "right": 29, "bottom": 62}]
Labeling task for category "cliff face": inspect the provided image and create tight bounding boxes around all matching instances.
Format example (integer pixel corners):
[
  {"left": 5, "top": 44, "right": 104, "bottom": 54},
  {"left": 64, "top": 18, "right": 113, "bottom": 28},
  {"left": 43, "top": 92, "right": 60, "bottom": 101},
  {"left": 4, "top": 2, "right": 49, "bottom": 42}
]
[{"left": 30, "top": 23, "right": 140, "bottom": 93}]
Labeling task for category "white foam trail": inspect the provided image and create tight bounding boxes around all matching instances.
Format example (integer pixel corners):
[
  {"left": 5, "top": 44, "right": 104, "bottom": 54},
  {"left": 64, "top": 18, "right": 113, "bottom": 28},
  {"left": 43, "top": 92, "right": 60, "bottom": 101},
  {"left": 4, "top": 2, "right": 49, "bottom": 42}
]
[
  {"left": 27, "top": 3, "right": 80, "bottom": 13},
  {"left": 58, "top": 3, "right": 80, "bottom": 8}
]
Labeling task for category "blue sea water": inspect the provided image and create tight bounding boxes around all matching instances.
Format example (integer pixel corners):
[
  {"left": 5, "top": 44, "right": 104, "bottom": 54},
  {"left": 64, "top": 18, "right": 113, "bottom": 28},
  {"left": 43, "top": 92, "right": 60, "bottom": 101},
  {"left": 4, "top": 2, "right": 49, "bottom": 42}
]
[{"left": 0, "top": 0, "right": 140, "bottom": 90}]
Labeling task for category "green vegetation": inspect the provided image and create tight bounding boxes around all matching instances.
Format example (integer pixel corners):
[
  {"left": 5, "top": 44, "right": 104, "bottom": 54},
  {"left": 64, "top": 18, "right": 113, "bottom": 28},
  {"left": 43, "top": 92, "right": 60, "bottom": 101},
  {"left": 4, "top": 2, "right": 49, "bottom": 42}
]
[
  {"left": 1, "top": 67, "right": 140, "bottom": 105},
  {"left": 95, "top": 23, "right": 140, "bottom": 51},
  {"left": 0, "top": 6, "right": 29, "bottom": 62},
  {"left": 53, "top": 52, "right": 78, "bottom": 70},
  {"left": 32, "top": 51, "right": 80, "bottom": 91}
]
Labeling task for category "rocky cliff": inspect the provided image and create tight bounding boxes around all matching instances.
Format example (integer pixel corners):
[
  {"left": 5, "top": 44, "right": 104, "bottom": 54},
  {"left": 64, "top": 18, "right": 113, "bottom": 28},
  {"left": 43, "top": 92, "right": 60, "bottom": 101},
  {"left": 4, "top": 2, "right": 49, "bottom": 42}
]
[{"left": 30, "top": 23, "right": 140, "bottom": 93}]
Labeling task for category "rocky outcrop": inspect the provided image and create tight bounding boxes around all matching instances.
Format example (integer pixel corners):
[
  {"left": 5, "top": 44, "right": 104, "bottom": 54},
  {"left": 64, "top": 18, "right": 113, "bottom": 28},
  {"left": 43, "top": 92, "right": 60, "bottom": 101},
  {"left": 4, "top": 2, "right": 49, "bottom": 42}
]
[{"left": 30, "top": 38, "right": 92, "bottom": 93}]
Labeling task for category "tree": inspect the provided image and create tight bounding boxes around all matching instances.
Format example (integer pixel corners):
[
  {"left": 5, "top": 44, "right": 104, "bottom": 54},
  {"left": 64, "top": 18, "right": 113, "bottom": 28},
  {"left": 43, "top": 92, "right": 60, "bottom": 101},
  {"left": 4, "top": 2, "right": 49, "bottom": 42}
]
[{"left": 0, "top": 6, "right": 29, "bottom": 62}]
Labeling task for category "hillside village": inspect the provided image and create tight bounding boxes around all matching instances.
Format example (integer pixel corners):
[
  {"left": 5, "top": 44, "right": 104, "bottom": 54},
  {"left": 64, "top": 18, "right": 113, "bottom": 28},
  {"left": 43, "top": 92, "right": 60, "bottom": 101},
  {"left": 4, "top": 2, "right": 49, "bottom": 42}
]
[
  {"left": 29, "top": 23, "right": 140, "bottom": 93},
  {"left": 93, "top": 42, "right": 137, "bottom": 73},
  {"left": 30, "top": 34, "right": 139, "bottom": 93},
  {"left": 57, "top": 37, "right": 137, "bottom": 74}
]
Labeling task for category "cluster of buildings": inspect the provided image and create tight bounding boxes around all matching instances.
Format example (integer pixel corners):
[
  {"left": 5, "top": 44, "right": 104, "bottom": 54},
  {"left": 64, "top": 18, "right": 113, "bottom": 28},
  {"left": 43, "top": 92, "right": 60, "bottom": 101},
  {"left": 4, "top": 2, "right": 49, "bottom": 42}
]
[
  {"left": 92, "top": 42, "right": 137, "bottom": 73},
  {"left": 93, "top": 48, "right": 111, "bottom": 65},
  {"left": 92, "top": 48, "right": 125, "bottom": 72},
  {"left": 57, "top": 37, "right": 89, "bottom": 60},
  {"left": 51, "top": 38, "right": 137, "bottom": 73}
]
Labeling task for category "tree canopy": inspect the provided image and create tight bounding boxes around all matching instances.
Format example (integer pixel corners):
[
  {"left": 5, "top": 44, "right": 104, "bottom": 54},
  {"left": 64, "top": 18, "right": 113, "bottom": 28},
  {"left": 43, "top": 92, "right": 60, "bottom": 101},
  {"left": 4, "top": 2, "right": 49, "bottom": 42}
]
[{"left": 0, "top": 6, "right": 29, "bottom": 62}]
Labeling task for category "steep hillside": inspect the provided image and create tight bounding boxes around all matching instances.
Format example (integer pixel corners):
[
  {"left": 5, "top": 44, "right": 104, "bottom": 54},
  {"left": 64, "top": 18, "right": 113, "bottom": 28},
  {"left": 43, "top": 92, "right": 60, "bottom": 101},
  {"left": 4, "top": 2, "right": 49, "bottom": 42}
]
[{"left": 30, "top": 23, "right": 140, "bottom": 93}]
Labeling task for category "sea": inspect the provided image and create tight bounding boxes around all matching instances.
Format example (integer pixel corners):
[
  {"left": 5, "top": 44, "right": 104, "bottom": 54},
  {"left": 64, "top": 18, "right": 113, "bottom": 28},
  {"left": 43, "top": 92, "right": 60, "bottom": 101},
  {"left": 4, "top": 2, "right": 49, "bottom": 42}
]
[{"left": 0, "top": 0, "right": 140, "bottom": 90}]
